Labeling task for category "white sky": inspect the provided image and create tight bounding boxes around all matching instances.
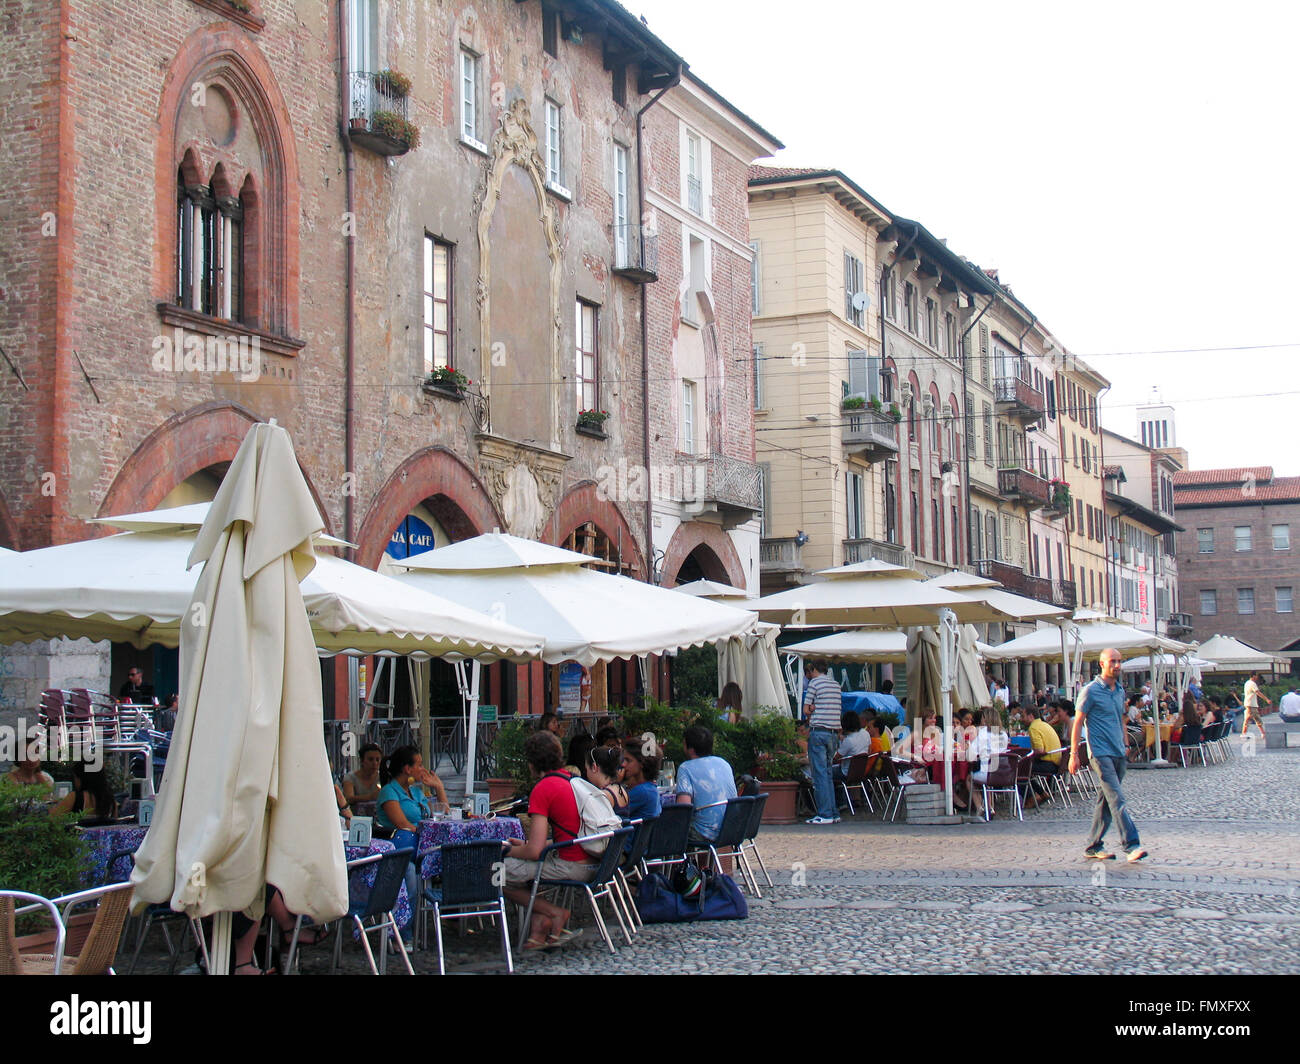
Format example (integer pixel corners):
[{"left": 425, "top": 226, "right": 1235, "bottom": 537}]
[{"left": 635, "top": 0, "right": 1300, "bottom": 471}]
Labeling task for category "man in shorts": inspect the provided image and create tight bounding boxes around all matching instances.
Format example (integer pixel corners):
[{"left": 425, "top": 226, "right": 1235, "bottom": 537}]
[{"left": 1241, "top": 671, "right": 1272, "bottom": 740}]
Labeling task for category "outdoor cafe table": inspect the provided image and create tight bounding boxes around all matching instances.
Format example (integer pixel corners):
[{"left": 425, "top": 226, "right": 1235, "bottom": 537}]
[
  {"left": 416, "top": 816, "right": 524, "bottom": 880},
  {"left": 78, "top": 824, "right": 411, "bottom": 932},
  {"left": 1143, "top": 722, "right": 1174, "bottom": 749}
]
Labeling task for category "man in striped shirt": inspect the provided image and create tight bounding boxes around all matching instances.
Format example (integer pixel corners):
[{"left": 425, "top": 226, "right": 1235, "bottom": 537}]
[{"left": 802, "top": 661, "right": 843, "bottom": 825}]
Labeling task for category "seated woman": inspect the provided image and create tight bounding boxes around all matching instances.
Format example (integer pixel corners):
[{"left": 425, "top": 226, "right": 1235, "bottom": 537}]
[
  {"left": 376, "top": 746, "right": 448, "bottom": 935},
  {"left": 503, "top": 731, "right": 595, "bottom": 950},
  {"left": 716, "top": 681, "right": 743, "bottom": 725},
  {"left": 584, "top": 745, "right": 628, "bottom": 809},
  {"left": 232, "top": 885, "right": 329, "bottom": 975},
  {"left": 333, "top": 782, "right": 352, "bottom": 824},
  {"left": 617, "top": 740, "right": 661, "bottom": 824},
  {"left": 1201, "top": 701, "right": 1218, "bottom": 726},
  {"left": 341, "top": 742, "right": 383, "bottom": 813},
  {"left": 832, "top": 711, "right": 871, "bottom": 789},
  {"left": 52, "top": 764, "right": 117, "bottom": 822},
  {"left": 6, "top": 754, "right": 54, "bottom": 793},
  {"left": 864, "top": 717, "right": 900, "bottom": 787},
  {"left": 564, "top": 732, "right": 596, "bottom": 779},
  {"left": 968, "top": 710, "right": 1009, "bottom": 819}
]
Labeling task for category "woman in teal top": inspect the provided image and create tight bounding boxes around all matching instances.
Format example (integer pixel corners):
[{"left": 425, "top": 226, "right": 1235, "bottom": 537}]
[{"left": 376, "top": 746, "right": 451, "bottom": 833}]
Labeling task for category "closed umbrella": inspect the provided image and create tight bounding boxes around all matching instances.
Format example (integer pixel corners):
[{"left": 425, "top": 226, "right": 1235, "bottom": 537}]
[
  {"left": 129, "top": 422, "right": 348, "bottom": 972},
  {"left": 955, "top": 624, "right": 992, "bottom": 711},
  {"left": 716, "top": 622, "right": 790, "bottom": 718}
]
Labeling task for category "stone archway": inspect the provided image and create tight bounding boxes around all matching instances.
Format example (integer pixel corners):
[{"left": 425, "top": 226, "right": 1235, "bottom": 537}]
[
  {"left": 97, "top": 401, "right": 333, "bottom": 535},
  {"left": 355, "top": 447, "right": 503, "bottom": 569},
  {"left": 543, "top": 481, "right": 646, "bottom": 579},
  {"left": 661, "top": 523, "right": 746, "bottom": 589}
]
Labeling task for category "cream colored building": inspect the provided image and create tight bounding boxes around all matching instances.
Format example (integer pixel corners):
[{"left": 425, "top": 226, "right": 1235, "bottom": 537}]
[
  {"left": 1059, "top": 357, "right": 1111, "bottom": 611},
  {"left": 748, "top": 167, "right": 905, "bottom": 592}
]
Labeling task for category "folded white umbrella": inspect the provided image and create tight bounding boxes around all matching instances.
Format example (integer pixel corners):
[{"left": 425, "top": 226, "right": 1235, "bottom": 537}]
[
  {"left": 717, "top": 622, "right": 790, "bottom": 718},
  {"left": 130, "top": 422, "right": 348, "bottom": 968},
  {"left": 923, "top": 570, "right": 1068, "bottom": 622},
  {"left": 0, "top": 507, "right": 543, "bottom": 660},
  {"left": 390, "top": 532, "right": 760, "bottom": 665}
]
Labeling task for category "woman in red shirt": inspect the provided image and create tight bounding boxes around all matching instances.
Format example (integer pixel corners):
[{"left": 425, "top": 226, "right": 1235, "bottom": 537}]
[{"left": 502, "top": 730, "right": 597, "bottom": 950}]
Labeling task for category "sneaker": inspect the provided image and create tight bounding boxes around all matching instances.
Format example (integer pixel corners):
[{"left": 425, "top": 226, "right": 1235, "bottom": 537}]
[
  {"left": 806, "top": 815, "right": 840, "bottom": 825},
  {"left": 1084, "top": 847, "right": 1116, "bottom": 860},
  {"left": 1125, "top": 846, "right": 1148, "bottom": 863}
]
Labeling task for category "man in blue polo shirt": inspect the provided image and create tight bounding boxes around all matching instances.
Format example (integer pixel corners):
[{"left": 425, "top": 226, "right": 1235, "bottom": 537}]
[
  {"left": 1069, "top": 647, "right": 1147, "bottom": 862},
  {"left": 802, "top": 660, "right": 843, "bottom": 825}
]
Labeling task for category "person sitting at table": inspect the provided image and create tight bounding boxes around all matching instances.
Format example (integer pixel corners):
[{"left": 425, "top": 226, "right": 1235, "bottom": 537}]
[
  {"left": 537, "top": 711, "right": 562, "bottom": 736},
  {"left": 1201, "top": 701, "right": 1219, "bottom": 726},
  {"left": 333, "top": 782, "right": 352, "bottom": 824},
  {"left": 831, "top": 711, "right": 871, "bottom": 791},
  {"left": 1022, "top": 705, "right": 1061, "bottom": 809},
  {"left": 1049, "top": 700, "right": 1075, "bottom": 745},
  {"left": 376, "top": 746, "right": 450, "bottom": 839},
  {"left": 232, "top": 885, "right": 330, "bottom": 975},
  {"left": 967, "top": 710, "right": 1008, "bottom": 819},
  {"left": 564, "top": 732, "right": 596, "bottom": 778},
  {"left": 716, "top": 681, "right": 744, "bottom": 725},
  {"left": 676, "top": 725, "right": 737, "bottom": 845},
  {"left": 52, "top": 764, "right": 117, "bottom": 822},
  {"left": 594, "top": 725, "right": 622, "bottom": 749},
  {"left": 862, "top": 716, "right": 901, "bottom": 789},
  {"left": 342, "top": 743, "right": 383, "bottom": 810},
  {"left": 617, "top": 739, "right": 661, "bottom": 824},
  {"left": 1181, "top": 692, "right": 1202, "bottom": 728},
  {"left": 584, "top": 744, "right": 628, "bottom": 810},
  {"left": 6, "top": 754, "right": 54, "bottom": 792},
  {"left": 155, "top": 693, "right": 179, "bottom": 733},
  {"left": 502, "top": 730, "right": 594, "bottom": 950},
  {"left": 118, "top": 665, "right": 155, "bottom": 705}
]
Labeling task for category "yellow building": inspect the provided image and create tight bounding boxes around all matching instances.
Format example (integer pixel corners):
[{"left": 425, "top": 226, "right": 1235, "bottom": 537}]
[{"left": 1058, "top": 357, "right": 1111, "bottom": 610}]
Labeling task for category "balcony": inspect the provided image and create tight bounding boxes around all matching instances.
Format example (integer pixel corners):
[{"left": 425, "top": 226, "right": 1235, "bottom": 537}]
[
  {"left": 841, "top": 407, "right": 900, "bottom": 461},
  {"left": 997, "top": 466, "right": 1050, "bottom": 510},
  {"left": 1167, "top": 612, "right": 1194, "bottom": 638},
  {"left": 612, "top": 224, "right": 658, "bottom": 284},
  {"left": 683, "top": 453, "right": 762, "bottom": 530},
  {"left": 1051, "top": 580, "right": 1078, "bottom": 611},
  {"left": 843, "top": 537, "right": 914, "bottom": 570},
  {"left": 348, "top": 72, "right": 415, "bottom": 156},
  {"left": 760, "top": 537, "right": 807, "bottom": 589},
  {"left": 1042, "top": 485, "right": 1072, "bottom": 519},
  {"left": 976, "top": 558, "right": 1052, "bottom": 604},
  {"left": 994, "top": 375, "right": 1047, "bottom": 422}
]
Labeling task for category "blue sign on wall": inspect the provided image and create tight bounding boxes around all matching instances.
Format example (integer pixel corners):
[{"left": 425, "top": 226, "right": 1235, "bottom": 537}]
[{"left": 386, "top": 515, "right": 437, "bottom": 560}]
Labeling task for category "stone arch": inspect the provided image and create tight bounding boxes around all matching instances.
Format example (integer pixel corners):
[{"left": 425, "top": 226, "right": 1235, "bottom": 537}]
[
  {"left": 542, "top": 481, "right": 646, "bottom": 579},
  {"left": 473, "top": 99, "right": 564, "bottom": 450},
  {"left": 660, "top": 523, "right": 746, "bottom": 590},
  {"left": 355, "top": 448, "right": 503, "bottom": 569},
  {"left": 154, "top": 23, "right": 300, "bottom": 334},
  {"left": 96, "top": 401, "right": 333, "bottom": 534}
]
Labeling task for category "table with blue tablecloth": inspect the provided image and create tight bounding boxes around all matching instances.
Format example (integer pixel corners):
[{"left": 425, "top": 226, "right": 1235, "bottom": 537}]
[
  {"left": 416, "top": 816, "right": 524, "bottom": 880},
  {"left": 346, "top": 838, "right": 412, "bottom": 933}
]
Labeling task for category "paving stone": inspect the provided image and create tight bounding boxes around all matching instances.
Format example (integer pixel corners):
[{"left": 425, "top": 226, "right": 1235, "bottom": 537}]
[
  {"left": 1226, "top": 912, "right": 1300, "bottom": 923},
  {"left": 841, "top": 899, "right": 900, "bottom": 910},
  {"left": 1099, "top": 901, "right": 1166, "bottom": 913},
  {"left": 1041, "top": 902, "right": 1098, "bottom": 913},
  {"left": 971, "top": 901, "right": 1034, "bottom": 913},
  {"left": 771, "top": 897, "right": 840, "bottom": 910},
  {"left": 1170, "top": 908, "right": 1230, "bottom": 919}
]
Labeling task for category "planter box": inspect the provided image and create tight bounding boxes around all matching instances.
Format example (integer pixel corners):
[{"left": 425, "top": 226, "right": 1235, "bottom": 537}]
[
  {"left": 421, "top": 381, "right": 465, "bottom": 401},
  {"left": 758, "top": 780, "right": 800, "bottom": 825},
  {"left": 575, "top": 422, "right": 608, "bottom": 439}
]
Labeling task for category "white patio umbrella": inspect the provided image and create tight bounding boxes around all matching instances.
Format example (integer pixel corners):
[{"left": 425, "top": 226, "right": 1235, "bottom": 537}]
[
  {"left": 129, "top": 422, "right": 348, "bottom": 973},
  {"left": 755, "top": 560, "right": 1005, "bottom": 817},
  {"left": 0, "top": 507, "right": 543, "bottom": 660},
  {"left": 390, "top": 532, "right": 763, "bottom": 788},
  {"left": 783, "top": 629, "right": 910, "bottom": 664},
  {"left": 716, "top": 622, "right": 791, "bottom": 718},
  {"left": 923, "top": 571, "right": 1068, "bottom": 623},
  {"left": 1192, "top": 634, "right": 1290, "bottom": 674},
  {"left": 673, "top": 578, "right": 749, "bottom": 600},
  {"left": 1123, "top": 653, "right": 1211, "bottom": 673}
]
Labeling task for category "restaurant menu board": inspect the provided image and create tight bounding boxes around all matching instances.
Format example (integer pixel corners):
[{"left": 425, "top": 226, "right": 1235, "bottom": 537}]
[
  {"left": 558, "top": 662, "right": 583, "bottom": 713},
  {"left": 348, "top": 816, "right": 373, "bottom": 847}
]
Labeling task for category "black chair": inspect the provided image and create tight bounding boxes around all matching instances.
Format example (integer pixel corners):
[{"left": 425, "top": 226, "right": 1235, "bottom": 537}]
[
  {"left": 701, "top": 796, "right": 759, "bottom": 894},
  {"left": 427, "top": 839, "right": 512, "bottom": 975},
  {"left": 1173, "top": 723, "right": 1205, "bottom": 767},
  {"left": 837, "top": 752, "right": 875, "bottom": 815},
  {"left": 977, "top": 751, "right": 1023, "bottom": 821},
  {"left": 615, "top": 818, "right": 654, "bottom": 933},
  {"left": 518, "top": 827, "right": 635, "bottom": 954},
  {"left": 738, "top": 793, "right": 774, "bottom": 892},
  {"left": 330, "top": 848, "right": 415, "bottom": 975},
  {"left": 640, "top": 803, "right": 693, "bottom": 878}
]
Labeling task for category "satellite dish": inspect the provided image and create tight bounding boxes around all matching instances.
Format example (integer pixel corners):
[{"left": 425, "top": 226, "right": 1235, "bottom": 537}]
[{"left": 850, "top": 291, "right": 870, "bottom": 313}]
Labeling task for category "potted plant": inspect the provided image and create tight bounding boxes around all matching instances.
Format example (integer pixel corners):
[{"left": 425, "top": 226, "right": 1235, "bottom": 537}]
[
  {"left": 841, "top": 395, "right": 866, "bottom": 411},
  {"left": 868, "top": 396, "right": 883, "bottom": 413},
  {"left": 370, "top": 109, "right": 421, "bottom": 150},
  {"left": 730, "top": 712, "right": 803, "bottom": 824},
  {"left": 887, "top": 402, "right": 902, "bottom": 422},
  {"left": 423, "top": 365, "right": 470, "bottom": 397},
  {"left": 576, "top": 409, "right": 610, "bottom": 436},
  {"left": 376, "top": 69, "right": 412, "bottom": 99},
  {"left": 486, "top": 717, "right": 532, "bottom": 804},
  {"left": 0, "top": 781, "right": 94, "bottom": 951},
  {"left": 1048, "top": 477, "right": 1071, "bottom": 510}
]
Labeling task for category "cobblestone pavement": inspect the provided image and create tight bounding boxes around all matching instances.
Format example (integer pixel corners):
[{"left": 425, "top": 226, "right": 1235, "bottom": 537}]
[{"left": 138, "top": 737, "right": 1300, "bottom": 975}]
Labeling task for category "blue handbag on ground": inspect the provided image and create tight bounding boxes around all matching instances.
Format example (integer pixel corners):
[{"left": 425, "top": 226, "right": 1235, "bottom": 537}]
[{"left": 636, "top": 870, "right": 748, "bottom": 923}]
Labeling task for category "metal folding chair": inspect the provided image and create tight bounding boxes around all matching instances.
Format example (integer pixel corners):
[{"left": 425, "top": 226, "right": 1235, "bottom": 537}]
[
  {"left": 517, "top": 827, "right": 634, "bottom": 954},
  {"left": 330, "top": 848, "right": 415, "bottom": 975},
  {"left": 427, "top": 839, "right": 513, "bottom": 975}
]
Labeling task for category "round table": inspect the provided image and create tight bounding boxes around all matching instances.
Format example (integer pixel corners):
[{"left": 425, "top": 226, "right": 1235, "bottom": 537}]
[
  {"left": 79, "top": 824, "right": 148, "bottom": 886},
  {"left": 416, "top": 817, "right": 524, "bottom": 880},
  {"left": 345, "top": 837, "right": 412, "bottom": 933}
]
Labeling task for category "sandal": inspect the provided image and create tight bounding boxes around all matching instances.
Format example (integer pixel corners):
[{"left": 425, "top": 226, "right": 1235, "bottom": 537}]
[
  {"left": 282, "top": 925, "right": 331, "bottom": 950},
  {"left": 546, "top": 928, "right": 583, "bottom": 947},
  {"left": 522, "top": 937, "right": 552, "bottom": 952},
  {"left": 234, "top": 960, "right": 276, "bottom": 975}
]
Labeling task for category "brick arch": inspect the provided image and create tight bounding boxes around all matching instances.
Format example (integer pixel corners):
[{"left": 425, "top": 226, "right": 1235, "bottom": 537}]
[
  {"left": 660, "top": 523, "right": 745, "bottom": 590},
  {"left": 96, "top": 401, "right": 333, "bottom": 535},
  {"left": 0, "top": 489, "right": 20, "bottom": 551},
  {"left": 355, "top": 448, "right": 503, "bottom": 569},
  {"left": 542, "top": 481, "right": 646, "bottom": 580},
  {"left": 154, "top": 23, "right": 300, "bottom": 335}
]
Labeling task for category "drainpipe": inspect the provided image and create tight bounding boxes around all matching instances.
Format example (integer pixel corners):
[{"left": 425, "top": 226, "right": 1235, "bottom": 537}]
[
  {"left": 636, "top": 68, "right": 682, "bottom": 587},
  {"left": 338, "top": 1, "right": 357, "bottom": 556}
]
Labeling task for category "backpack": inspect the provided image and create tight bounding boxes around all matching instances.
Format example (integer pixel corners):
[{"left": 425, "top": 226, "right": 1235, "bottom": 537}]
[{"left": 542, "top": 772, "right": 623, "bottom": 856}]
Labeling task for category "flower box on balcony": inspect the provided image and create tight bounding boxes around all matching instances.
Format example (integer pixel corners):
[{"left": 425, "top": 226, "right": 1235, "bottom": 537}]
[
  {"left": 576, "top": 409, "right": 610, "bottom": 438},
  {"left": 841, "top": 396, "right": 866, "bottom": 411},
  {"left": 422, "top": 367, "right": 469, "bottom": 400}
]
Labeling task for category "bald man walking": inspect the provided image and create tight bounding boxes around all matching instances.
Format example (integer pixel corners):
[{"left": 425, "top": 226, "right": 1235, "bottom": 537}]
[{"left": 1069, "top": 647, "right": 1147, "bottom": 863}]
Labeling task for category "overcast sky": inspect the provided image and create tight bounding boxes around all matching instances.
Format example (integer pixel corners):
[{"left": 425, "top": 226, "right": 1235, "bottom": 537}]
[{"left": 636, "top": 0, "right": 1299, "bottom": 472}]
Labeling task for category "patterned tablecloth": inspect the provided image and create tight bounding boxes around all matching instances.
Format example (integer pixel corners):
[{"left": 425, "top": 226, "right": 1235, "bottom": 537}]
[
  {"left": 345, "top": 838, "right": 412, "bottom": 933},
  {"left": 416, "top": 817, "right": 523, "bottom": 880}
]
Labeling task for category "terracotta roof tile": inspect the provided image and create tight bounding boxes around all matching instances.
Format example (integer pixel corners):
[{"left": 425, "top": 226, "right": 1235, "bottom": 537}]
[
  {"left": 1173, "top": 466, "right": 1273, "bottom": 487},
  {"left": 1174, "top": 476, "right": 1300, "bottom": 506},
  {"left": 749, "top": 164, "right": 833, "bottom": 181}
]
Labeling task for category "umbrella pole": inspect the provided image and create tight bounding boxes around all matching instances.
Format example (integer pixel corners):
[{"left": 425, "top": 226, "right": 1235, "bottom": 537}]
[
  {"left": 1149, "top": 648, "right": 1171, "bottom": 766},
  {"left": 211, "top": 911, "right": 232, "bottom": 975},
  {"left": 461, "top": 660, "right": 482, "bottom": 807},
  {"left": 938, "top": 609, "right": 958, "bottom": 819}
]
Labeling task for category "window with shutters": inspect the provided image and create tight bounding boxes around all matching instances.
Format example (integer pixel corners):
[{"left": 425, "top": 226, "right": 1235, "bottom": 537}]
[
  {"left": 985, "top": 511, "right": 998, "bottom": 560},
  {"left": 1046, "top": 379, "right": 1056, "bottom": 420},
  {"left": 750, "top": 240, "right": 761, "bottom": 316},
  {"left": 971, "top": 505, "right": 983, "bottom": 559},
  {"left": 966, "top": 410, "right": 977, "bottom": 455},
  {"left": 846, "top": 471, "right": 865, "bottom": 540},
  {"left": 880, "top": 272, "right": 897, "bottom": 321},
  {"left": 910, "top": 478, "right": 920, "bottom": 555},
  {"left": 885, "top": 460, "right": 898, "bottom": 543},
  {"left": 904, "top": 283, "right": 919, "bottom": 333},
  {"left": 759, "top": 463, "right": 771, "bottom": 536},
  {"left": 752, "top": 342, "right": 765, "bottom": 410},
  {"left": 932, "top": 492, "right": 942, "bottom": 559},
  {"left": 979, "top": 325, "right": 990, "bottom": 387},
  {"left": 982, "top": 403, "right": 994, "bottom": 467},
  {"left": 844, "top": 253, "right": 864, "bottom": 327}
]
